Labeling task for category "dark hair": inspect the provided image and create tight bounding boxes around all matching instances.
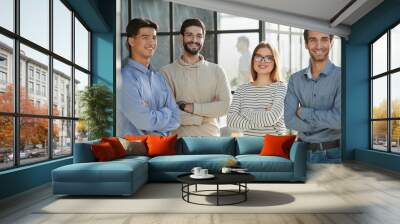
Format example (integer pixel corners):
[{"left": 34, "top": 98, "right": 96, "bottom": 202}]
[
  {"left": 179, "top": 18, "right": 206, "bottom": 35},
  {"left": 126, "top": 17, "right": 158, "bottom": 37},
  {"left": 126, "top": 18, "right": 158, "bottom": 56},
  {"left": 250, "top": 41, "right": 281, "bottom": 82},
  {"left": 303, "top": 30, "right": 334, "bottom": 44}
]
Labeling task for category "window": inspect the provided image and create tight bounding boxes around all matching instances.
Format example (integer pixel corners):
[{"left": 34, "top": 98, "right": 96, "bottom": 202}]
[
  {"left": 370, "top": 23, "right": 400, "bottom": 154},
  {"left": 0, "top": 0, "right": 91, "bottom": 170}
]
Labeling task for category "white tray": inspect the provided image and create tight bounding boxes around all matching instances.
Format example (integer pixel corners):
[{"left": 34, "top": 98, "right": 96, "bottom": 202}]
[{"left": 190, "top": 174, "right": 215, "bottom": 179}]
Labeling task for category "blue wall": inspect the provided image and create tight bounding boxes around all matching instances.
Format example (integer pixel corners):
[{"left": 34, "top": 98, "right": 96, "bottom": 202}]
[
  {"left": 0, "top": 0, "right": 115, "bottom": 200},
  {"left": 345, "top": 0, "right": 400, "bottom": 170}
]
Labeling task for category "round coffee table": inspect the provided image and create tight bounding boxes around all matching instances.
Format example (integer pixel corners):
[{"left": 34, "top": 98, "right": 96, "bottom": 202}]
[{"left": 177, "top": 172, "right": 255, "bottom": 206}]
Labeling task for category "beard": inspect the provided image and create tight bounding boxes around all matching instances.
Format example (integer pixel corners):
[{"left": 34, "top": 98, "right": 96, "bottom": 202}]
[{"left": 183, "top": 41, "right": 202, "bottom": 55}]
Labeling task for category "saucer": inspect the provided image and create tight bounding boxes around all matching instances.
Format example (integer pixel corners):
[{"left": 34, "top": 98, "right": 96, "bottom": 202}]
[{"left": 190, "top": 174, "right": 215, "bottom": 179}]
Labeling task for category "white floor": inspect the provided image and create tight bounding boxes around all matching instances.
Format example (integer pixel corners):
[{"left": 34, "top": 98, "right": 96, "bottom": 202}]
[{"left": 1, "top": 162, "right": 400, "bottom": 224}]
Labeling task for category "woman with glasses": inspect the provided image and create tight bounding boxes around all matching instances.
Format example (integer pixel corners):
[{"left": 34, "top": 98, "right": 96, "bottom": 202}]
[{"left": 227, "top": 41, "right": 287, "bottom": 136}]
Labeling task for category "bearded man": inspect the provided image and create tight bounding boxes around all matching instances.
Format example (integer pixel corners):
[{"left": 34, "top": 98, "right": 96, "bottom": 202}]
[{"left": 160, "top": 18, "right": 231, "bottom": 137}]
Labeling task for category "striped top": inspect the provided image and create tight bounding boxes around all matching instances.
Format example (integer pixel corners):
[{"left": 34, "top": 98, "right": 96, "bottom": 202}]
[{"left": 227, "top": 82, "right": 288, "bottom": 137}]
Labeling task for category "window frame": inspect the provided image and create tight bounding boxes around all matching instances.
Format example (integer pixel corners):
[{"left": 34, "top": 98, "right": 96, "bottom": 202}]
[
  {"left": 0, "top": 0, "right": 92, "bottom": 171},
  {"left": 370, "top": 20, "right": 400, "bottom": 154}
]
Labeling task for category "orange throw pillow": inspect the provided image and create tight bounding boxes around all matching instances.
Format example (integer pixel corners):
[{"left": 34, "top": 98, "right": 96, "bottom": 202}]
[
  {"left": 101, "top": 137, "right": 127, "bottom": 158},
  {"left": 259, "top": 134, "right": 296, "bottom": 159},
  {"left": 146, "top": 135, "right": 177, "bottom": 157},
  {"left": 91, "top": 142, "right": 117, "bottom": 161}
]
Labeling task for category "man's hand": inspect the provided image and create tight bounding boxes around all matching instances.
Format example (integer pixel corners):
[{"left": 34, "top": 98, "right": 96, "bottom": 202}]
[
  {"left": 296, "top": 105, "right": 301, "bottom": 118},
  {"left": 184, "top": 103, "right": 194, "bottom": 114},
  {"left": 142, "top": 100, "right": 149, "bottom": 108}
]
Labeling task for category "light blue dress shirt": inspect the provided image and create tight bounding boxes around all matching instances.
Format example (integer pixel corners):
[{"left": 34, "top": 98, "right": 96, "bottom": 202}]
[
  {"left": 284, "top": 60, "right": 341, "bottom": 143},
  {"left": 117, "top": 59, "right": 180, "bottom": 136}
]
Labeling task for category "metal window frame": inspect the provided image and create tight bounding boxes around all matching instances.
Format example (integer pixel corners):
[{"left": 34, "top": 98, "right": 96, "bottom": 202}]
[{"left": 0, "top": 0, "right": 92, "bottom": 171}]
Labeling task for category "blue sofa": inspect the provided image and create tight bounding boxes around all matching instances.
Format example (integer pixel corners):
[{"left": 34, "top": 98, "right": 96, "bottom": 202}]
[{"left": 52, "top": 137, "right": 306, "bottom": 196}]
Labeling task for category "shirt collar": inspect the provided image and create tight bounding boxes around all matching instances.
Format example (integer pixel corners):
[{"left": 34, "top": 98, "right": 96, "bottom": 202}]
[
  {"left": 127, "top": 58, "right": 154, "bottom": 74},
  {"left": 304, "top": 60, "right": 334, "bottom": 79}
]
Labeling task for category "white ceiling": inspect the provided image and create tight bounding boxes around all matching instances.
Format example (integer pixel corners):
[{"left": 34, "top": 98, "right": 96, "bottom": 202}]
[{"left": 167, "top": 0, "right": 384, "bottom": 38}]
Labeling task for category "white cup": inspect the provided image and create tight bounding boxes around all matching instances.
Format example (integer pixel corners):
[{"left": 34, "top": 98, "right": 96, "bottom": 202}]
[
  {"left": 200, "top": 169, "right": 208, "bottom": 176},
  {"left": 221, "top": 167, "right": 232, "bottom": 174},
  {"left": 191, "top": 167, "right": 202, "bottom": 176}
]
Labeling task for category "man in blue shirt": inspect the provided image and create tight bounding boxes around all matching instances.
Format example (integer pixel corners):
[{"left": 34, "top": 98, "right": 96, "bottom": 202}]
[
  {"left": 284, "top": 30, "right": 341, "bottom": 163},
  {"left": 117, "top": 18, "right": 179, "bottom": 136}
]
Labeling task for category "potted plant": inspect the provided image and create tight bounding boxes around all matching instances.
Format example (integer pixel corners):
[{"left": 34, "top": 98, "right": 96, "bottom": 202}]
[{"left": 79, "top": 84, "right": 113, "bottom": 140}]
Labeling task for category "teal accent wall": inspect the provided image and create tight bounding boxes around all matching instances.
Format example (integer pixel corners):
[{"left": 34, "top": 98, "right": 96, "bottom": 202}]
[
  {"left": 0, "top": 158, "right": 72, "bottom": 199},
  {"left": 0, "top": 0, "right": 116, "bottom": 200},
  {"left": 345, "top": 0, "right": 400, "bottom": 170}
]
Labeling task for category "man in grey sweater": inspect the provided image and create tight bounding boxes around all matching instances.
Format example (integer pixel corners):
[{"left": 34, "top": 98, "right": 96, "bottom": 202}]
[{"left": 160, "top": 18, "right": 231, "bottom": 137}]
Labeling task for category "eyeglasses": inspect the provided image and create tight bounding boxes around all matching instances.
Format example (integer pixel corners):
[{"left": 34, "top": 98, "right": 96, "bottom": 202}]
[
  {"left": 254, "top": 55, "right": 274, "bottom": 63},
  {"left": 183, "top": 32, "right": 204, "bottom": 40}
]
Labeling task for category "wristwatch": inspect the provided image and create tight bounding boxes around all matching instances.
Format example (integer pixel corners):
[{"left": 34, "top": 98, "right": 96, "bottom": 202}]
[{"left": 178, "top": 102, "right": 186, "bottom": 111}]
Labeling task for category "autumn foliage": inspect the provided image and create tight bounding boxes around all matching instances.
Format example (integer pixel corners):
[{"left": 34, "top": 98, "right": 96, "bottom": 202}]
[{"left": 0, "top": 84, "right": 59, "bottom": 150}]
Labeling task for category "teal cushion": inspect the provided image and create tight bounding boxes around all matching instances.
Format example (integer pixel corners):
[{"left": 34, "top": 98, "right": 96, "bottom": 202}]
[
  {"left": 73, "top": 139, "right": 101, "bottom": 163},
  {"left": 52, "top": 159, "right": 147, "bottom": 183},
  {"left": 236, "top": 136, "right": 264, "bottom": 155},
  {"left": 148, "top": 154, "right": 235, "bottom": 172},
  {"left": 236, "top": 155, "right": 293, "bottom": 172},
  {"left": 177, "top": 137, "right": 235, "bottom": 155}
]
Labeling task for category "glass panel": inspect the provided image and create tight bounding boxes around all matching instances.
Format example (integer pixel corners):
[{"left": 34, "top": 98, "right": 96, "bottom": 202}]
[
  {"left": 20, "top": 44, "right": 49, "bottom": 115},
  {"left": 372, "top": 33, "right": 387, "bottom": 76},
  {"left": 75, "top": 18, "right": 89, "bottom": 70},
  {"left": 0, "top": 35, "right": 14, "bottom": 112},
  {"left": 53, "top": 0, "right": 72, "bottom": 60},
  {"left": 0, "top": 0, "right": 14, "bottom": 31},
  {"left": 372, "top": 77, "right": 387, "bottom": 119},
  {"left": 301, "top": 37, "right": 309, "bottom": 69},
  {"left": 217, "top": 13, "right": 258, "bottom": 30},
  {"left": 392, "top": 120, "right": 400, "bottom": 153},
  {"left": 392, "top": 72, "right": 400, "bottom": 118},
  {"left": 121, "top": 0, "right": 129, "bottom": 33},
  {"left": 291, "top": 33, "right": 302, "bottom": 80},
  {"left": 173, "top": 3, "right": 213, "bottom": 32},
  {"left": 74, "top": 69, "right": 89, "bottom": 118},
  {"left": 173, "top": 34, "right": 215, "bottom": 63},
  {"left": 217, "top": 33, "right": 258, "bottom": 90},
  {"left": 75, "top": 120, "right": 88, "bottom": 143},
  {"left": 53, "top": 59, "right": 72, "bottom": 117},
  {"left": 131, "top": 0, "right": 169, "bottom": 32},
  {"left": 391, "top": 24, "right": 400, "bottom": 70},
  {"left": 121, "top": 36, "right": 129, "bottom": 66},
  {"left": 0, "top": 116, "right": 13, "bottom": 170},
  {"left": 372, "top": 121, "right": 388, "bottom": 151},
  {"left": 20, "top": 117, "right": 49, "bottom": 165},
  {"left": 331, "top": 37, "right": 341, "bottom": 67},
  {"left": 20, "top": 0, "right": 49, "bottom": 49},
  {"left": 279, "top": 32, "right": 291, "bottom": 81},
  {"left": 53, "top": 119, "right": 72, "bottom": 158},
  {"left": 151, "top": 35, "right": 170, "bottom": 70}
]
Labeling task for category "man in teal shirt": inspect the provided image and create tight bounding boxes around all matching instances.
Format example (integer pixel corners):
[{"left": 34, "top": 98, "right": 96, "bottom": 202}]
[
  {"left": 117, "top": 18, "right": 179, "bottom": 136},
  {"left": 284, "top": 30, "right": 341, "bottom": 163}
]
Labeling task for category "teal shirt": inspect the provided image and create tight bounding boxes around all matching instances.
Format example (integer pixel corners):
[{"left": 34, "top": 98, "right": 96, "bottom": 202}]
[{"left": 284, "top": 60, "right": 341, "bottom": 143}]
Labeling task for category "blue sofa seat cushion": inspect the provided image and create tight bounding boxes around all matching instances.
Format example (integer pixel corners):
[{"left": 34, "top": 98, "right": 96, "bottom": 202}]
[
  {"left": 149, "top": 154, "right": 235, "bottom": 172},
  {"left": 53, "top": 159, "right": 147, "bottom": 183},
  {"left": 236, "top": 155, "right": 293, "bottom": 172},
  {"left": 177, "top": 137, "right": 236, "bottom": 155}
]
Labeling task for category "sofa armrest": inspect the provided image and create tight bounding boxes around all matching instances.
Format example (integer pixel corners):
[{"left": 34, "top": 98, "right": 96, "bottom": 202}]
[
  {"left": 73, "top": 140, "right": 100, "bottom": 163},
  {"left": 289, "top": 141, "right": 307, "bottom": 181}
]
